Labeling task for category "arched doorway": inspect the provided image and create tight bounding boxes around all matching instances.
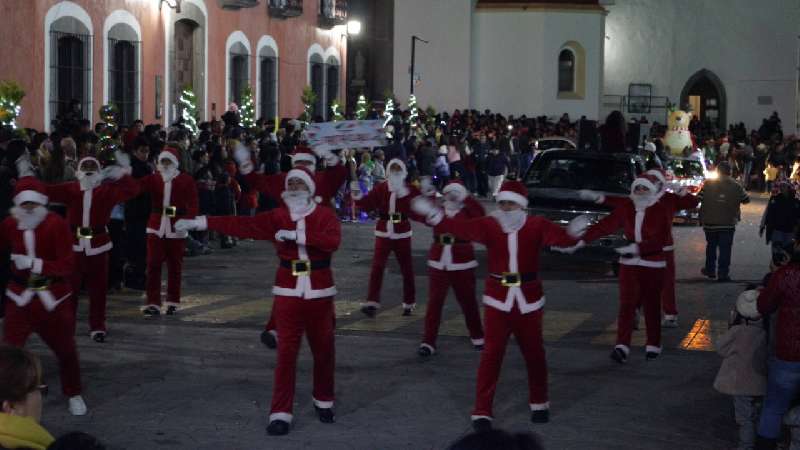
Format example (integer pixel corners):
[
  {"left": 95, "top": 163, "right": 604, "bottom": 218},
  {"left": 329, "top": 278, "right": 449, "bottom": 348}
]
[
  {"left": 680, "top": 69, "right": 726, "bottom": 133},
  {"left": 169, "top": 1, "right": 206, "bottom": 123}
]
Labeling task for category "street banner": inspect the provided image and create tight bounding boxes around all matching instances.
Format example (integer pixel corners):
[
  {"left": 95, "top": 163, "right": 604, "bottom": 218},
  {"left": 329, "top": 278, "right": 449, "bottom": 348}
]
[{"left": 305, "top": 120, "right": 386, "bottom": 152}]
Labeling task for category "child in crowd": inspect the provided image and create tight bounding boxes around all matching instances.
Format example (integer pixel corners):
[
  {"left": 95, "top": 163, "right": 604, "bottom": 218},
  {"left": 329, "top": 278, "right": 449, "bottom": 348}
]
[{"left": 713, "top": 288, "right": 768, "bottom": 450}]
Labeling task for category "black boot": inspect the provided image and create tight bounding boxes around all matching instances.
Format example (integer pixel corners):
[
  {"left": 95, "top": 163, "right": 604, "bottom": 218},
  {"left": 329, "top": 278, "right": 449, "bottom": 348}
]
[
  {"left": 531, "top": 409, "right": 549, "bottom": 424},
  {"left": 610, "top": 348, "right": 628, "bottom": 364},
  {"left": 266, "top": 419, "right": 290, "bottom": 436},
  {"left": 360, "top": 305, "right": 377, "bottom": 318},
  {"left": 472, "top": 418, "right": 492, "bottom": 433},
  {"left": 166, "top": 305, "right": 178, "bottom": 315},
  {"left": 260, "top": 330, "right": 277, "bottom": 349},
  {"left": 315, "top": 406, "right": 335, "bottom": 423},
  {"left": 142, "top": 305, "right": 160, "bottom": 317},
  {"left": 417, "top": 345, "right": 433, "bottom": 357},
  {"left": 754, "top": 435, "right": 778, "bottom": 450}
]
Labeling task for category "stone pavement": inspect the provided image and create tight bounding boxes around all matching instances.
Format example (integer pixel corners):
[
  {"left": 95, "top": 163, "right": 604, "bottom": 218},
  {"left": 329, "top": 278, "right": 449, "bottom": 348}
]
[{"left": 12, "top": 195, "right": 773, "bottom": 449}]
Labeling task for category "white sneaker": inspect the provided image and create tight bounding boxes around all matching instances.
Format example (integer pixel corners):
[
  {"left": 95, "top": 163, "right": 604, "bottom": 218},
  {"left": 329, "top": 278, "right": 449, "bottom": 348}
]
[{"left": 68, "top": 395, "right": 87, "bottom": 416}]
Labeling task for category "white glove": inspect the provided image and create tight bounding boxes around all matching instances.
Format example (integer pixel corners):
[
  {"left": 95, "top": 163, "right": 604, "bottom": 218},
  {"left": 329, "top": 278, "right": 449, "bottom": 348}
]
[
  {"left": 419, "top": 176, "right": 436, "bottom": 196},
  {"left": 11, "top": 254, "right": 34, "bottom": 270},
  {"left": 350, "top": 181, "right": 363, "bottom": 200},
  {"left": 101, "top": 165, "right": 131, "bottom": 181},
  {"left": 675, "top": 186, "right": 690, "bottom": 197},
  {"left": 578, "top": 190, "right": 605, "bottom": 204},
  {"left": 614, "top": 243, "right": 640, "bottom": 256},
  {"left": 174, "top": 216, "right": 207, "bottom": 232},
  {"left": 551, "top": 240, "right": 585, "bottom": 254},
  {"left": 566, "top": 214, "right": 592, "bottom": 238},
  {"left": 114, "top": 150, "right": 131, "bottom": 168},
  {"left": 275, "top": 229, "right": 297, "bottom": 242},
  {"left": 15, "top": 155, "right": 34, "bottom": 178},
  {"left": 411, "top": 196, "right": 438, "bottom": 216},
  {"left": 233, "top": 145, "right": 253, "bottom": 175}
]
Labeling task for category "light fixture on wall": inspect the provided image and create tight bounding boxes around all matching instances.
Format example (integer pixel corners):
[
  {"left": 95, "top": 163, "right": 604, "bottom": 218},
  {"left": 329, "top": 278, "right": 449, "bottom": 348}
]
[
  {"left": 160, "top": 0, "right": 182, "bottom": 13},
  {"left": 346, "top": 20, "right": 362, "bottom": 36}
]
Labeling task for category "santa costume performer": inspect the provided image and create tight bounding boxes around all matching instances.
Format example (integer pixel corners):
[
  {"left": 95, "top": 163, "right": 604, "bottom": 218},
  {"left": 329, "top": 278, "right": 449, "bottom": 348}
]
[
  {"left": 579, "top": 169, "right": 699, "bottom": 327},
  {"left": 354, "top": 158, "right": 421, "bottom": 317},
  {"left": 44, "top": 153, "right": 139, "bottom": 342},
  {"left": 411, "top": 180, "right": 586, "bottom": 431},
  {"left": 234, "top": 144, "right": 348, "bottom": 348},
  {"left": 175, "top": 167, "right": 340, "bottom": 436},
  {"left": 1, "top": 177, "right": 87, "bottom": 415},
  {"left": 139, "top": 147, "right": 198, "bottom": 316},
  {"left": 577, "top": 174, "right": 672, "bottom": 363},
  {"left": 416, "top": 178, "right": 486, "bottom": 356}
]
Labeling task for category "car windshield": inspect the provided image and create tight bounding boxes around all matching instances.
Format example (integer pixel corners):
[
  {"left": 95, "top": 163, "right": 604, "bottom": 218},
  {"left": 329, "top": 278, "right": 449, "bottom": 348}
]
[
  {"left": 526, "top": 156, "right": 634, "bottom": 194},
  {"left": 667, "top": 159, "right": 704, "bottom": 178},
  {"left": 537, "top": 140, "right": 573, "bottom": 150}
]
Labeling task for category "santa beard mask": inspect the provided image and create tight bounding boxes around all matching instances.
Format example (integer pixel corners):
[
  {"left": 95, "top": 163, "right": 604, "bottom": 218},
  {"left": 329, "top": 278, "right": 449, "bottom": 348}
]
[
  {"left": 281, "top": 190, "right": 314, "bottom": 215},
  {"left": 76, "top": 170, "right": 102, "bottom": 191},
  {"left": 11, "top": 205, "right": 48, "bottom": 230},
  {"left": 158, "top": 163, "right": 179, "bottom": 181},
  {"left": 630, "top": 190, "right": 657, "bottom": 211},
  {"left": 490, "top": 208, "right": 527, "bottom": 233},
  {"left": 387, "top": 173, "right": 405, "bottom": 192}
]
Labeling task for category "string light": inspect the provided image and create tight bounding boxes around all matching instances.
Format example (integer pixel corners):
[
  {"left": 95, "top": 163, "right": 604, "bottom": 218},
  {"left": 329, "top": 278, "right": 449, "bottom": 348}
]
[
  {"left": 240, "top": 85, "right": 255, "bottom": 130},
  {"left": 356, "top": 94, "right": 367, "bottom": 120},
  {"left": 178, "top": 87, "right": 199, "bottom": 136},
  {"left": 408, "top": 94, "right": 418, "bottom": 128},
  {"left": 383, "top": 97, "right": 394, "bottom": 128}
]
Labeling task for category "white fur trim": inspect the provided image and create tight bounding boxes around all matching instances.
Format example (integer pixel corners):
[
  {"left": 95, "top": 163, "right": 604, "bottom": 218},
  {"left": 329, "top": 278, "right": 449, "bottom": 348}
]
[
  {"left": 470, "top": 415, "right": 493, "bottom": 421},
  {"left": 495, "top": 190, "right": 528, "bottom": 208},
  {"left": 662, "top": 245, "right": 675, "bottom": 251},
  {"left": 618, "top": 257, "right": 666, "bottom": 268},
  {"left": 157, "top": 151, "right": 179, "bottom": 167},
  {"left": 291, "top": 153, "right": 317, "bottom": 166},
  {"left": 90, "top": 330, "right": 106, "bottom": 338},
  {"left": 427, "top": 259, "right": 478, "bottom": 271},
  {"left": 631, "top": 177, "right": 657, "bottom": 194},
  {"left": 312, "top": 397, "right": 334, "bottom": 409},
  {"left": 271, "top": 285, "right": 337, "bottom": 299},
  {"left": 402, "top": 303, "right": 416, "bottom": 311},
  {"left": 285, "top": 168, "right": 316, "bottom": 195},
  {"left": 634, "top": 211, "right": 644, "bottom": 243},
  {"left": 140, "top": 304, "right": 161, "bottom": 312},
  {"left": 31, "top": 258, "right": 43, "bottom": 274},
  {"left": 78, "top": 157, "right": 101, "bottom": 171},
  {"left": 663, "top": 314, "right": 677, "bottom": 321},
  {"left": 269, "top": 412, "right": 293, "bottom": 424},
  {"left": 419, "top": 343, "right": 436, "bottom": 354},
  {"left": 361, "top": 301, "right": 381, "bottom": 309},
  {"left": 386, "top": 158, "right": 407, "bottom": 176},
  {"left": 530, "top": 402, "right": 550, "bottom": 411},
  {"left": 13, "top": 190, "right": 48, "bottom": 206},
  {"left": 470, "top": 338, "right": 485, "bottom": 346},
  {"left": 165, "top": 302, "right": 180, "bottom": 308},
  {"left": 614, "top": 344, "right": 630, "bottom": 355},
  {"left": 374, "top": 230, "right": 413, "bottom": 240},
  {"left": 482, "top": 294, "right": 545, "bottom": 314},
  {"left": 443, "top": 183, "right": 468, "bottom": 201},
  {"left": 646, "top": 345, "right": 662, "bottom": 354}
]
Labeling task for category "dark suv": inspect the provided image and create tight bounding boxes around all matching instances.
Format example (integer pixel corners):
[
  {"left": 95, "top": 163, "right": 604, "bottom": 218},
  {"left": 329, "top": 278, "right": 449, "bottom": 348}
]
[{"left": 523, "top": 150, "right": 645, "bottom": 259}]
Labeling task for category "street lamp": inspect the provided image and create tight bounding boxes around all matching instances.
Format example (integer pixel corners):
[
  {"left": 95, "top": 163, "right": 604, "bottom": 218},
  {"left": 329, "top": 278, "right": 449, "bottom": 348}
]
[
  {"left": 346, "top": 20, "right": 362, "bottom": 36},
  {"left": 409, "top": 35, "right": 429, "bottom": 95}
]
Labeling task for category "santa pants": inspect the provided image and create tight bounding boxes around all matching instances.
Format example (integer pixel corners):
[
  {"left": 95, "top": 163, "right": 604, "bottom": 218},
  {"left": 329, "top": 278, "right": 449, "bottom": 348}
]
[
  {"left": 472, "top": 306, "right": 547, "bottom": 419},
  {"left": 69, "top": 252, "right": 109, "bottom": 332},
  {"left": 423, "top": 267, "right": 484, "bottom": 349},
  {"left": 366, "top": 237, "right": 415, "bottom": 306},
  {"left": 3, "top": 299, "right": 82, "bottom": 396},
  {"left": 661, "top": 251, "right": 677, "bottom": 316},
  {"left": 145, "top": 235, "right": 185, "bottom": 306},
  {"left": 617, "top": 265, "right": 664, "bottom": 352},
  {"left": 270, "top": 296, "right": 335, "bottom": 422}
]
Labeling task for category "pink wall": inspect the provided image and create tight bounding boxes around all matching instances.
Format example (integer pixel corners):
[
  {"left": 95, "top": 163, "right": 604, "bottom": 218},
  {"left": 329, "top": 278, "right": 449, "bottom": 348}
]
[{"left": 0, "top": 0, "right": 347, "bottom": 130}]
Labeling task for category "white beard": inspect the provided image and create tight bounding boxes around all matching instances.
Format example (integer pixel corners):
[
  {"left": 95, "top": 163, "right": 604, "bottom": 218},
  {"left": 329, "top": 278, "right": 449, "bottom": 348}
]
[
  {"left": 388, "top": 174, "right": 405, "bottom": 191},
  {"left": 158, "top": 165, "right": 179, "bottom": 182},
  {"left": 11, "top": 206, "right": 48, "bottom": 230},
  {"left": 443, "top": 200, "right": 463, "bottom": 218},
  {"left": 76, "top": 171, "right": 101, "bottom": 191},
  {"left": 281, "top": 191, "right": 315, "bottom": 217},
  {"left": 630, "top": 192, "right": 657, "bottom": 211},
  {"left": 490, "top": 209, "right": 527, "bottom": 233}
]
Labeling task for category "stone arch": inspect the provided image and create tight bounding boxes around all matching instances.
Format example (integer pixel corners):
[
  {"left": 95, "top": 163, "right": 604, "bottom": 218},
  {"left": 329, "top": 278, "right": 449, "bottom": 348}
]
[
  {"left": 557, "top": 41, "right": 585, "bottom": 100},
  {"left": 680, "top": 69, "right": 727, "bottom": 132}
]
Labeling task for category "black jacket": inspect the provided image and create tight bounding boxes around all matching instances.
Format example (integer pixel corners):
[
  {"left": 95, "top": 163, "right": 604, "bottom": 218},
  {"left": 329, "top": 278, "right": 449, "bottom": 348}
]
[{"left": 124, "top": 158, "right": 153, "bottom": 222}]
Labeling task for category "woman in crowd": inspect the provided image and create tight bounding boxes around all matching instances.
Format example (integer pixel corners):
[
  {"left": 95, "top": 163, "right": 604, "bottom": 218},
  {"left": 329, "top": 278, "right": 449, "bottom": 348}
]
[{"left": 0, "top": 345, "right": 55, "bottom": 450}]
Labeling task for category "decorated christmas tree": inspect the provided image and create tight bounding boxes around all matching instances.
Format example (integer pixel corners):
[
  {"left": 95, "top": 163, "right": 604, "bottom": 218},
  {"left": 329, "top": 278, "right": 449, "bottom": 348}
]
[
  {"left": 382, "top": 92, "right": 395, "bottom": 128},
  {"left": 355, "top": 94, "right": 368, "bottom": 120},
  {"left": 178, "top": 86, "right": 199, "bottom": 136},
  {"left": 300, "top": 86, "right": 317, "bottom": 124},
  {"left": 0, "top": 81, "right": 24, "bottom": 130},
  {"left": 240, "top": 85, "right": 256, "bottom": 130},
  {"left": 408, "top": 94, "right": 419, "bottom": 128},
  {"left": 330, "top": 99, "right": 344, "bottom": 122},
  {"left": 96, "top": 104, "right": 120, "bottom": 164}
]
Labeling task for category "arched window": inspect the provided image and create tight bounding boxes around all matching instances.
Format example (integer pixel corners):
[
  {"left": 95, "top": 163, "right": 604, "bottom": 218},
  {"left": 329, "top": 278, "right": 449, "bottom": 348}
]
[
  {"left": 325, "top": 56, "right": 339, "bottom": 119},
  {"left": 50, "top": 16, "right": 92, "bottom": 123},
  {"left": 258, "top": 42, "right": 278, "bottom": 120},
  {"left": 229, "top": 42, "right": 250, "bottom": 107},
  {"left": 310, "top": 53, "right": 325, "bottom": 120},
  {"left": 558, "top": 49, "right": 575, "bottom": 93},
  {"left": 107, "top": 21, "right": 140, "bottom": 126}
]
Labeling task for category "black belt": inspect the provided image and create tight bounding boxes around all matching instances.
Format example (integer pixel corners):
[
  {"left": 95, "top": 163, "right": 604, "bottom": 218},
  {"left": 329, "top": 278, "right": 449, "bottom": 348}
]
[
  {"left": 379, "top": 212, "right": 406, "bottom": 223},
  {"left": 71, "top": 225, "right": 108, "bottom": 239},
  {"left": 279, "top": 259, "right": 331, "bottom": 276},
  {"left": 489, "top": 272, "right": 537, "bottom": 287},
  {"left": 10, "top": 273, "right": 63, "bottom": 291},
  {"left": 152, "top": 206, "right": 186, "bottom": 218},
  {"left": 433, "top": 234, "right": 468, "bottom": 245}
]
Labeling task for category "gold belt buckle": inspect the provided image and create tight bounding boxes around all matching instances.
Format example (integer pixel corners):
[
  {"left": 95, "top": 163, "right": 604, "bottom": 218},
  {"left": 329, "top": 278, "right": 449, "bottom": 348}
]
[
  {"left": 76, "top": 227, "right": 93, "bottom": 239},
  {"left": 164, "top": 206, "right": 177, "bottom": 218},
  {"left": 440, "top": 234, "right": 455, "bottom": 245},
  {"left": 291, "top": 259, "right": 310, "bottom": 276},
  {"left": 28, "top": 275, "right": 49, "bottom": 291},
  {"left": 390, "top": 212, "right": 402, "bottom": 224},
  {"left": 501, "top": 272, "right": 521, "bottom": 287}
]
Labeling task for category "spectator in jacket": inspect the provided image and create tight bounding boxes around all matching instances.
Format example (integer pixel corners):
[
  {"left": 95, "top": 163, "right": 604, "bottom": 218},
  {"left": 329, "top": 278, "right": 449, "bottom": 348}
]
[
  {"left": 485, "top": 149, "right": 509, "bottom": 197},
  {"left": 123, "top": 137, "right": 154, "bottom": 290},
  {"left": 698, "top": 162, "right": 750, "bottom": 282},
  {"left": 0, "top": 346, "right": 55, "bottom": 450},
  {"left": 755, "top": 247, "right": 800, "bottom": 449},
  {"left": 759, "top": 180, "right": 800, "bottom": 252}
]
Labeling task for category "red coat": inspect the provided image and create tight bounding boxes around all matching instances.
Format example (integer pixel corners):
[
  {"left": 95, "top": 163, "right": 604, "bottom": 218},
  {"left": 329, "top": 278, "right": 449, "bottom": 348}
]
[
  {"left": 45, "top": 176, "right": 140, "bottom": 255},
  {"left": 245, "top": 163, "right": 349, "bottom": 207},
  {"left": 0, "top": 213, "right": 75, "bottom": 311},
  {"left": 584, "top": 199, "right": 671, "bottom": 268},
  {"left": 356, "top": 182, "right": 422, "bottom": 240},
  {"left": 139, "top": 172, "right": 199, "bottom": 239},
  {"left": 206, "top": 204, "right": 341, "bottom": 299},
  {"left": 427, "top": 197, "right": 485, "bottom": 271},
  {"left": 435, "top": 214, "right": 576, "bottom": 314}
]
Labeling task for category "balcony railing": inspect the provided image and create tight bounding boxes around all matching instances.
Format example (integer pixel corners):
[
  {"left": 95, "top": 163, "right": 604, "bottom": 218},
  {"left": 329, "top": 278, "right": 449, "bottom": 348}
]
[
  {"left": 318, "top": 0, "right": 347, "bottom": 28},
  {"left": 268, "top": 0, "right": 303, "bottom": 18},
  {"left": 219, "top": 0, "right": 260, "bottom": 10}
]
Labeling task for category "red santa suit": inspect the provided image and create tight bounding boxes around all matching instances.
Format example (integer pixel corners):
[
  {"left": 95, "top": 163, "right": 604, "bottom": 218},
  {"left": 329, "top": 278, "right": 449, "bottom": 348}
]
[
  {"left": 417, "top": 180, "right": 485, "bottom": 354},
  {"left": 44, "top": 157, "right": 139, "bottom": 339},
  {"left": 176, "top": 167, "right": 340, "bottom": 432},
  {"left": 415, "top": 180, "right": 579, "bottom": 425},
  {"left": 582, "top": 175, "right": 671, "bottom": 360},
  {"left": 1, "top": 178, "right": 83, "bottom": 401},
  {"left": 355, "top": 159, "right": 421, "bottom": 313},
  {"left": 139, "top": 148, "right": 199, "bottom": 312}
]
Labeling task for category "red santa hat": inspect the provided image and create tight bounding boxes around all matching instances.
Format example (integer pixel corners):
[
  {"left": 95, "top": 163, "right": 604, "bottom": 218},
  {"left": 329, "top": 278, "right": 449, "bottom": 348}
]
[
  {"left": 285, "top": 166, "right": 317, "bottom": 198},
  {"left": 645, "top": 169, "right": 667, "bottom": 188},
  {"left": 631, "top": 174, "right": 659, "bottom": 194},
  {"left": 442, "top": 179, "right": 468, "bottom": 202},
  {"left": 13, "top": 177, "right": 48, "bottom": 206},
  {"left": 495, "top": 180, "right": 528, "bottom": 208},
  {"left": 158, "top": 147, "right": 181, "bottom": 167},
  {"left": 291, "top": 147, "right": 317, "bottom": 167}
]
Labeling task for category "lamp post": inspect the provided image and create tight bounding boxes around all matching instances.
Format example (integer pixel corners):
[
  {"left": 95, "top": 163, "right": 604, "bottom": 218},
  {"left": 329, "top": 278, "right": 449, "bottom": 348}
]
[{"left": 409, "top": 35, "right": 429, "bottom": 95}]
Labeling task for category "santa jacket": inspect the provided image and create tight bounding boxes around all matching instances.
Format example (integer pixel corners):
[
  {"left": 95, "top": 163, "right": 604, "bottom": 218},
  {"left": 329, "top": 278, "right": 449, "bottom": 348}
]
[
  {"left": 432, "top": 214, "right": 576, "bottom": 314},
  {"left": 245, "top": 163, "right": 348, "bottom": 207},
  {"left": 584, "top": 199, "right": 670, "bottom": 268},
  {"left": 356, "top": 182, "right": 421, "bottom": 240},
  {"left": 140, "top": 172, "right": 199, "bottom": 239},
  {"left": 0, "top": 213, "right": 75, "bottom": 311},
  {"left": 604, "top": 192, "right": 699, "bottom": 251},
  {"left": 45, "top": 176, "right": 140, "bottom": 255},
  {"left": 207, "top": 204, "right": 341, "bottom": 299},
  {"left": 426, "top": 196, "right": 485, "bottom": 271}
]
